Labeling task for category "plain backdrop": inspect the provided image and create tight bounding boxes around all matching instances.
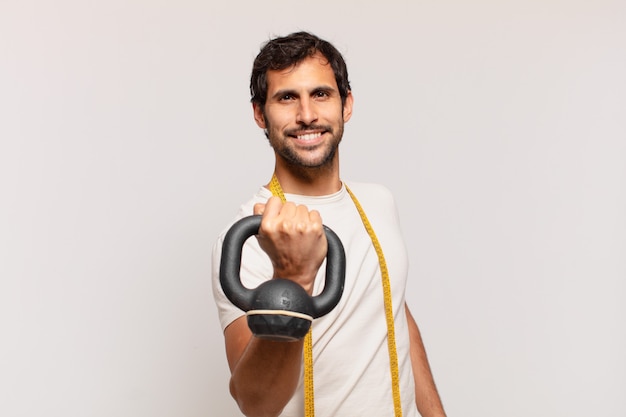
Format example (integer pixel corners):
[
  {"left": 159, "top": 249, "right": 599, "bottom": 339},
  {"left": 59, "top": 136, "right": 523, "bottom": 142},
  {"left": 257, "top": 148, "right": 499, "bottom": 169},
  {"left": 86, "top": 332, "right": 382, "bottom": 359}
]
[{"left": 1, "top": 1, "right": 625, "bottom": 416}]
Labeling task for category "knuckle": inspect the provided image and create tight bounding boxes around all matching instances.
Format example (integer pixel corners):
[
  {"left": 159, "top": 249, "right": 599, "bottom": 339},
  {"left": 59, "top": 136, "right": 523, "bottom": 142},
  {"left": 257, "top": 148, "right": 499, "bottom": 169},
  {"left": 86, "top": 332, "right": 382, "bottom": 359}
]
[
  {"left": 281, "top": 220, "right": 293, "bottom": 232},
  {"left": 310, "top": 221, "right": 323, "bottom": 233}
]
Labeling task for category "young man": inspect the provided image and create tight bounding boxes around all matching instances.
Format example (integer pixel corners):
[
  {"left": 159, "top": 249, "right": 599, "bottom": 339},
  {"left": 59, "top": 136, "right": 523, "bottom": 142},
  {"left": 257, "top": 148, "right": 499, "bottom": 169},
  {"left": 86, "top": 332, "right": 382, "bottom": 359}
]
[{"left": 212, "top": 32, "right": 446, "bottom": 417}]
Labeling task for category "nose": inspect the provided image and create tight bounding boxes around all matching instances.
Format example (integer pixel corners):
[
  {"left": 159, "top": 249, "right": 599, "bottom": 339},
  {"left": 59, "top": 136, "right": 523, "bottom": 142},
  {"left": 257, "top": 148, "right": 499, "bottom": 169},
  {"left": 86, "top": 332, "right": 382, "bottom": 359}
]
[{"left": 296, "top": 97, "right": 318, "bottom": 125}]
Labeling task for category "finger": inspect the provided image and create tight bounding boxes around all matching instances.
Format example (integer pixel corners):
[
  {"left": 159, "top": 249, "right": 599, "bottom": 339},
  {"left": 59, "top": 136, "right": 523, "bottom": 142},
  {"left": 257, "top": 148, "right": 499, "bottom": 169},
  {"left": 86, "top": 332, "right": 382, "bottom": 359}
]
[
  {"left": 261, "top": 196, "right": 283, "bottom": 218},
  {"left": 307, "top": 209, "right": 326, "bottom": 242},
  {"left": 294, "top": 204, "right": 317, "bottom": 227},
  {"left": 307, "top": 209, "right": 324, "bottom": 226},
  {"left": 253, "top": 203, "right": 266, "bottom": 216},
  {"left": 278, "top": 201, "right": 298, "bottom": 220}
]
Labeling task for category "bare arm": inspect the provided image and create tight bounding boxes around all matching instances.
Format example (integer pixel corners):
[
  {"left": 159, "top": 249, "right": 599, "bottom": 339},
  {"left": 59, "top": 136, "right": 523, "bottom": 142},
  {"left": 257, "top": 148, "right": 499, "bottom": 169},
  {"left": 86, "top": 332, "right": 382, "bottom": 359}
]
[
  {"left": 224, "top": 197, "right": 327, "bottom": 417},
  {"left": 225, "top": 317, "right": 303, "bottom": 417},
  {"left": 405, "top": 304, "right": 447, "bottom": 417}
]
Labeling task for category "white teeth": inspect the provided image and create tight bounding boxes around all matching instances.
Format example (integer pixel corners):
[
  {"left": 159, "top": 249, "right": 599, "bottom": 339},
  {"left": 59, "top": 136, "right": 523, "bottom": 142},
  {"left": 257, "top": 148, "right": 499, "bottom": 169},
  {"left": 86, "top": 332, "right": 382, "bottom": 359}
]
[{"left": 297, "top": 132, "right": 322, "bottom": 141}]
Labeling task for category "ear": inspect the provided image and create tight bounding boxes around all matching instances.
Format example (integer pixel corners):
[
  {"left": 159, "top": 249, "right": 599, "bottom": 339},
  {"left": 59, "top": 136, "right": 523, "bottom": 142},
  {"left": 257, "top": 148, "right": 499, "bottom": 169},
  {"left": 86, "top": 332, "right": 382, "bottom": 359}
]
[
  {"left": 253, "top": 103, "right": 267, "bottom": 129},
  {"left": 342, "top": 91, "right": 354, "bottom": 123}
]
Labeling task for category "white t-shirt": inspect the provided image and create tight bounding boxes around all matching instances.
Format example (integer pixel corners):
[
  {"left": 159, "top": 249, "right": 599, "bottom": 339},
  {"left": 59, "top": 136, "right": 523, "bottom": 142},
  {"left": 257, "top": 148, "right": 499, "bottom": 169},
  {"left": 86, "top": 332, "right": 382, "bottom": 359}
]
[{"left": 212, "top": 181, "right": 418, "bottom": 417}]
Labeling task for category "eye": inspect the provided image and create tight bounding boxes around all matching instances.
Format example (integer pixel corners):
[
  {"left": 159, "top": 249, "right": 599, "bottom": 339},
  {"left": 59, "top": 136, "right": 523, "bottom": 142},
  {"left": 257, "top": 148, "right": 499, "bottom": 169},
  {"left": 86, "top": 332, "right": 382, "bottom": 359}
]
[
  {"left": 314, "top": 90, "right": 330, "bottom": 98},
  {"left": 279, "top": 94, "right": 295, "bottom": 101}
]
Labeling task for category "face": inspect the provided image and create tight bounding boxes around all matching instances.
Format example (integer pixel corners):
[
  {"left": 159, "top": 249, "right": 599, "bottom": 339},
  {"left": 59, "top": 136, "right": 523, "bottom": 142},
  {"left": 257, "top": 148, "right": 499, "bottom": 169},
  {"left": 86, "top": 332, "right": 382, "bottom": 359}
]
[{"left": 253, "top": 53, "right": 353, "bottom": 171}]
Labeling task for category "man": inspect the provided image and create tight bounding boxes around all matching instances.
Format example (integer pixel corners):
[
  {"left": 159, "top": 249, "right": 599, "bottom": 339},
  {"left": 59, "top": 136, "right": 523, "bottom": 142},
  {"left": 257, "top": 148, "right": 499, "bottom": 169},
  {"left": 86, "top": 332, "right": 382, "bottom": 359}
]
[{"left": 212, "top": 31, "right": 446, "bottom": 417}]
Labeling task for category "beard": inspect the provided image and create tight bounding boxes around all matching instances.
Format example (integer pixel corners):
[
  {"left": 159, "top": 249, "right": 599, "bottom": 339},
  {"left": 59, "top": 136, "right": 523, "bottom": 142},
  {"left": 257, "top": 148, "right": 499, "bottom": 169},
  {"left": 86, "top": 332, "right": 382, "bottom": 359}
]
[{"left": 266, "top": 122, "right": 344, "bottom": 170}]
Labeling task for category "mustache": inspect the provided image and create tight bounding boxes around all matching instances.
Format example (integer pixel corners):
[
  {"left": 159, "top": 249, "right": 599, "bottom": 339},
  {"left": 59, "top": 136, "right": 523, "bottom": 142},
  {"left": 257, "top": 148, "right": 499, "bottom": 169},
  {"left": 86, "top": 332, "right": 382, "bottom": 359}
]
[{"left": 284, "top": 124, "right": 332, "bottom": 136}]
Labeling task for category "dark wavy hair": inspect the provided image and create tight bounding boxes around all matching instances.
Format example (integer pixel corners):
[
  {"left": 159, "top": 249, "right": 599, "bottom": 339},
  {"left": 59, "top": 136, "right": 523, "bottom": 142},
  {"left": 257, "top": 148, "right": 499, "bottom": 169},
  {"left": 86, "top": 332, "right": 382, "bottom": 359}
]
[{"left": 250, "top": 32, "right": 351, "bottom": 107}]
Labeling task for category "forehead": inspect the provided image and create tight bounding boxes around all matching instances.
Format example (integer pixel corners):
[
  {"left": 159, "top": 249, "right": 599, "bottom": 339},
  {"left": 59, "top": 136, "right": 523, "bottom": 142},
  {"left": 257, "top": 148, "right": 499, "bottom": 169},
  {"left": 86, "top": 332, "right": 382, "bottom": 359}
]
[{"left": 266, "top": 53, "right": 338, "bottom": 93}]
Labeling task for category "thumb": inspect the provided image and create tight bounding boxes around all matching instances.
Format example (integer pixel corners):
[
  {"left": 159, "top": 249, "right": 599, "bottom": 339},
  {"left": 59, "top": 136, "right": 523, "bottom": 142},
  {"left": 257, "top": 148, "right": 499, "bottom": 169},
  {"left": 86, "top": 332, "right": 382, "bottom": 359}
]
[{"left": 253, "top": 203, "right": 266, "bottom": 216}]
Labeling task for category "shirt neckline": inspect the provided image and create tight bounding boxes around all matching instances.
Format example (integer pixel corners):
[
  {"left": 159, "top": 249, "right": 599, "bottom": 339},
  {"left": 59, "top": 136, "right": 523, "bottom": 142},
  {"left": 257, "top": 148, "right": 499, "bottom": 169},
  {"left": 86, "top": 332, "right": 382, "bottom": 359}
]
[{"left": 260, "top": 182, "right": 347, "bottom": 205}]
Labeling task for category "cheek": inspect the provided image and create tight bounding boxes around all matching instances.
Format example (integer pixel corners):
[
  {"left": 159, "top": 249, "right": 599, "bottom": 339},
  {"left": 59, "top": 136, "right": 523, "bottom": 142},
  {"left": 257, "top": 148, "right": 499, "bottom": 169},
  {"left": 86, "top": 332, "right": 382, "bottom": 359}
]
[{"left": 266, "top": 112, "right": 291, "bottom": 131}]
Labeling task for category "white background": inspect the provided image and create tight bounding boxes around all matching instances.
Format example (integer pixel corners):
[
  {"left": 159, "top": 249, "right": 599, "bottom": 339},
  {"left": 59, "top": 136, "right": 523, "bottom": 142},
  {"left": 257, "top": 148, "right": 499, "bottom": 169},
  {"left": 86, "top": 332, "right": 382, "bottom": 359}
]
[{"left": 1, "top": 1, "right": 625, "bottom": 416}]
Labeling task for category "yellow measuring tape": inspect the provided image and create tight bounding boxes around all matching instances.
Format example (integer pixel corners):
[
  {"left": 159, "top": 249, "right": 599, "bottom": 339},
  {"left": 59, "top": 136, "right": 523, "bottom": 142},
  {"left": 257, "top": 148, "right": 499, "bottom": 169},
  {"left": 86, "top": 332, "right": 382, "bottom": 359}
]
[
  {"left": 269, "top": 174, "right": 402, "bottom": 417},
  {"left": 346, "top": 186, "right": 403, "bottom": 417}
]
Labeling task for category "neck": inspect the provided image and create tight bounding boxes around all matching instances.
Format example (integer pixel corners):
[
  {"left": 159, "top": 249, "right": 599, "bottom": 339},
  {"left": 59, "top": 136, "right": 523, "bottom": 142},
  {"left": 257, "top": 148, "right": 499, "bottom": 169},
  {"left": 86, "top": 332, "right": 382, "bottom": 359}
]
[{"left": 270, "top": 160, "right": 342, "bottom": 196}]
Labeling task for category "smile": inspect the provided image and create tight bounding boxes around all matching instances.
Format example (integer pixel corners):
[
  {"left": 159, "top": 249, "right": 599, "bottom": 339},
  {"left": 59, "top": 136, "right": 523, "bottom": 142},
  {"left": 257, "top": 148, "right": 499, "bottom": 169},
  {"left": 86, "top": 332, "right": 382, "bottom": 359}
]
[{"left": 295, "top": 132, "right": 323, "bottom": 141}]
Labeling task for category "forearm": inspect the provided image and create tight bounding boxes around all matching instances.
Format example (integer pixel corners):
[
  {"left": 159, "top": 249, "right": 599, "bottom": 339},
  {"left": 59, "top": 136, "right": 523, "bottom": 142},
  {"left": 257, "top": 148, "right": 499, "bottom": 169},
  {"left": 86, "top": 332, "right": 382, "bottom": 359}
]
[
  {"left": 226, "top": 199, "right": 325, "bottom": 416},
  {"left": 405, "top": 304, "right": 446, "bottom": 417},
  {"left": 230, "top": 336, "right": 304, "bottom": 417}
]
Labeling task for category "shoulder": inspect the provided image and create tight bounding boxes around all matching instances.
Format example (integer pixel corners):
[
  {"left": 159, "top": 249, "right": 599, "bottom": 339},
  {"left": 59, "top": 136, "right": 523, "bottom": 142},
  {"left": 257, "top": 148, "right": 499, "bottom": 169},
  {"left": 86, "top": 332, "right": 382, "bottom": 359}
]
[
  {"left": 344, "top": 180, "right": 392, "bottom": 194},
  {"left": 212, "top": 186, "right": 272, "bottom": 262},
  {"left": 343, "top": 181, "right": 397, "bottom": 208},
  {"left": 216, "top": 186, "right": 272, "bottom": 238},
  {"left": 342, "top": 181, "right": 404, "bottom": 236}
]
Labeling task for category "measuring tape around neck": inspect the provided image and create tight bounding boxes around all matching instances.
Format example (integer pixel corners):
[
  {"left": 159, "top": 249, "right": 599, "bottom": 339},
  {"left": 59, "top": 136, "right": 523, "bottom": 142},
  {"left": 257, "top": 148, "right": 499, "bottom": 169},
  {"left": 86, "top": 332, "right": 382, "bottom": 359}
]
[{"left": 268, "top": 174, "right": 403, "bottom": 417}]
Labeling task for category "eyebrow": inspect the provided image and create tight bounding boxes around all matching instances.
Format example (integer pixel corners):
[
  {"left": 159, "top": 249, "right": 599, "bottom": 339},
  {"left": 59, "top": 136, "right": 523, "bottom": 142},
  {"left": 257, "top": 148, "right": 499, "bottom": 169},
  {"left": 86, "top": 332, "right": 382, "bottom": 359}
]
[{"left": 271, "top": 85, "right": 337, "bottom": 100}]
